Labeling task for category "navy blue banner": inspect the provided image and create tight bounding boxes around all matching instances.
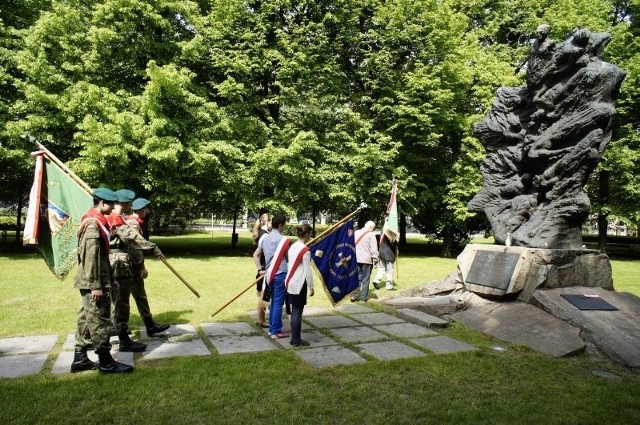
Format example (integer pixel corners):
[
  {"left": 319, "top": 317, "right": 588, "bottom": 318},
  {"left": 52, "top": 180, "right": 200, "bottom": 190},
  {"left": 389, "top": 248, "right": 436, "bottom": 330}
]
[{"left": 310, "top": 219, "right": 359, "bottom": 305}]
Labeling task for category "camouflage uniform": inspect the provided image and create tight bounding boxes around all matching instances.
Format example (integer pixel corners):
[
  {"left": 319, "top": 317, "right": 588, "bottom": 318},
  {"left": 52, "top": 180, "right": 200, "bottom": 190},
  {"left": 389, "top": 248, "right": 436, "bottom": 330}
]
[
  {"left": 126, "top": 218, "right": 153, "bottom": 324},
  {"left": 74, "top": 217, "right": 112, "bottom": 353},
  {"left": 110, "top": 221, "right": 161, "bottom": 334}
]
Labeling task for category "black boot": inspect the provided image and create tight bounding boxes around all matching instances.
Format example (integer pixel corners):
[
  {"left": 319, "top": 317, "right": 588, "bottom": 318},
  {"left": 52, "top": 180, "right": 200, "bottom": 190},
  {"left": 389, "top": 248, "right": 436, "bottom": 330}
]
[
  {"left": 118, "top": 331, "right": 147, "bottom": 352},
  {"left": 144, "top": 318, "right": 170, "bottom": 337},
  {"left": 70, "top": 346, "right": 98, "bottom": 373},
  {"left": 96, "top": 349, "right": 134, "bottom": 374}
]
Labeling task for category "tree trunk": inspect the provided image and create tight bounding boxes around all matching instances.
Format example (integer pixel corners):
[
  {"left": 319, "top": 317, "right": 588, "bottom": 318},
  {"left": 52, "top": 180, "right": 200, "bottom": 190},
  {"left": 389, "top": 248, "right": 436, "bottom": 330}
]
[
  {"left": 597, "top": 170, "right": 609, "bottom": 252},
  {"left": 15, "top": 194, "right": 23, "bottom": 246},
  {"left": 399, "top": 212, "right": 407, "bottom": 246},
  {"left": 440, "top": 226, "right": 455, "bottom": 258},
  {"left": 597, "top": 213, "right": 608, "bottom": 252},
  {"left": 231, "top": 210, "right": 238, "bottom": 248}
]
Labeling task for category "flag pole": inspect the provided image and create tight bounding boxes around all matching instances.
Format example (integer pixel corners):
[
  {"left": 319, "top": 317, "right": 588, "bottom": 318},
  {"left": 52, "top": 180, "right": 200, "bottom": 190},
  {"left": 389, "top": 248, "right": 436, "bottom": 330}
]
[
  {"left": 30, "top": 137, "right": 200, "bottom": 295},
  {"left": 304, "top": 203, "right": 365, "bottom": 248},
  {"left": 211, "top": 203, "right": 367, "bottom": 317},
  {"left": 160, "top": 257, "right": 200, "bottom": 298},
  {"left": 211, "top": 276, "right": 262, "bottom": 317},
  {"left": 30, "top": 137, "right": 93, "bottom": 194}
]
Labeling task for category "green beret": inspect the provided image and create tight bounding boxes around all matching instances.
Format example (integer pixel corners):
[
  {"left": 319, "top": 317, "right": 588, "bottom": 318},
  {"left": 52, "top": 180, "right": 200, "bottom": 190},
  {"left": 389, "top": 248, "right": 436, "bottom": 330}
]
[
  {"left": 131, "top": 198, "right": 150, "bottom": 211},
  {"left": 115, "top": 189, "right": 136, "bottom": 203},
  {"left": 93, "top": 188, "right": 118, "bottom": 202}
]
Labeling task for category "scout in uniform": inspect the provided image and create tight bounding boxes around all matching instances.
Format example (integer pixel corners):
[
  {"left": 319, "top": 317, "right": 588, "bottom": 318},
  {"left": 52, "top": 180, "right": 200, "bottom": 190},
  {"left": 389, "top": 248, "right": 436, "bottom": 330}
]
[
  {"left": 126, "top": 197, "right": 170, "bottom": 337},
  {"left": 72, "top": 187, "right": 133, "bottom": 373},
  {"left": 108, "top": 189, "right": 164, "bottom": 352}
]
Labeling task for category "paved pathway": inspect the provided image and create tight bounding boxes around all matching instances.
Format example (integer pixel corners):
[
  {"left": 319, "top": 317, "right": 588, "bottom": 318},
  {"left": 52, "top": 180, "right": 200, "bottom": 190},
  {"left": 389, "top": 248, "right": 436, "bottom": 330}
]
[{"left": 0, "top": 305, "right": 478, "bottom": 378}]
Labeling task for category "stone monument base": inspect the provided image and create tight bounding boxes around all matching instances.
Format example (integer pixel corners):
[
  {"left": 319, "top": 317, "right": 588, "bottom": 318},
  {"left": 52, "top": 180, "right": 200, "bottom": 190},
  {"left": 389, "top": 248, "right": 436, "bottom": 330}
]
[{"left": 458, "top": 244, "right": 613, "bottom": 301}]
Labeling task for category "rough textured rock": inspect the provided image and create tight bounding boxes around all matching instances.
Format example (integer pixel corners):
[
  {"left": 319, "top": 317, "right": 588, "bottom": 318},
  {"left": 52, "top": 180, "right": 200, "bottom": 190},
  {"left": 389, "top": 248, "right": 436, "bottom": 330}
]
[
  {"left": 456, "top": 244, "right": 613, "bottom": 300},
  {"left": 451, "top": 294, "right": 585, "bottom": 358},
  {"left": 531, "top": 287, "right": 640, "bottom": 369},
  {"left": 468, "top": 27, "right": 626, "bottom": 249}
]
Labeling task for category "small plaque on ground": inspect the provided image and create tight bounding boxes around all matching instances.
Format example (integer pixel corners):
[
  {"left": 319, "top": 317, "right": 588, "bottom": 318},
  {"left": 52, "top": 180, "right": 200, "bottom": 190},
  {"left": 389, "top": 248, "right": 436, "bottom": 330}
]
[
  {"left": 560, "top": 294, "right": 618, "bottom": 311},
  {"left": 466, "top": 251, "right": 520, "bottom": 290}
]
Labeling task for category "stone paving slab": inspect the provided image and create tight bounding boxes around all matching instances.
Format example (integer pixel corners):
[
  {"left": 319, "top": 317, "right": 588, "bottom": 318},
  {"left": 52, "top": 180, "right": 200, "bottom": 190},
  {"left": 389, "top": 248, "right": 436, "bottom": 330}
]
[
  {"left": 113, "top": 351, "right": 135, "bottom": 365},
  {"left": 410, "top": 336, "right": 479, "bottom": 354},
  {"left": 0, "top": 310, "right": 485, "bottom": 377},
  {"left": 62, "top": 334, "right": 75, "bottom": 350},
  {"left": 142, "top": 339, "right": 210, "bottom": 360},
  {"left": 0, "top": 353, "right": 49, "bottom": 378},
  {"left": 356, "top": 341, "right": 427, "bottom": 361},
  {"left": 294, "top": 345, "right": 367, "bottom": 368},
  {"left": 53, "top": 351, "right": 91, "bottom": 374},
  {"left": 396, "top": 308, "right": 448, "bottom": 328},
  {"left": 275, "top": 330, "right": 339, "bottom": 350},
  {"left": 0, "top": 335, "right": 57, "bottom": 355},
  {"left": 304, "top": 315, "right": 361, "bottom": 329},
  {"left": 374, "top": 322, "right": 439, "bottom": 338},
  {"left": 351, "top": 312, "right": 405, "bottom": 326},
  {"left": 335, "top": 304, "right": 375, "bottom": 314},
  {"left": 260, "top": 321, "right": 310, "bottom": 336},
  {"left": 301, "top": 306, "right": 334, "bottom": 316},
  {"left": 139, "top": 324, "right": 198, "bottom": 341},
  {"left": 328, "top": 326, "right": 390, "bottom": 343},
  {"left": 200, "top": 322, "right": 256, "bottom": 336},
  {"left": 52, "top": 349, "right": 134, "bottom": 374},
  {"left": 208, "top": 335, "right": 278, "bottom": 355}
]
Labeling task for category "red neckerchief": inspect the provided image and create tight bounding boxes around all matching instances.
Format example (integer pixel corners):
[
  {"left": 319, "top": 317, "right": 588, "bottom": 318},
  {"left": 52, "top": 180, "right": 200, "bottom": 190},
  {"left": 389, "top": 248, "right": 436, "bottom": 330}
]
[
  {"left": 79, "top": 208, "right": 110, "bottom": 252},
  {"left": 285, "top": 245, "right": 310, "bottom": 289},
  {"left": 125, "top": 215, "right": 144, "bottom": 236},
  {"left": 355, "top": 229, "right": 371, "bottom": 246},
  {"left": 107, "top": 211, "right": 126, "bottom": 229},
  {"left": 126, "top": 215, "right": 144, "bottom": 227}
]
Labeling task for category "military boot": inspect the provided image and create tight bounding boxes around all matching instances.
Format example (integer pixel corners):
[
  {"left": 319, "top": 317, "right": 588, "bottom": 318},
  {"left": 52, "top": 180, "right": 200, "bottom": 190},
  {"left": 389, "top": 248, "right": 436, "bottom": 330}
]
[
  {"left": 96, "top": 349, "right": 134, "bottom": 374},
  {"left": 144, "top": 318, "right": 170, "bottom": 337},
  {"left": 70, "top": 346, "right": 98, "bottom": 373},
  {"left": 118, "top": 330, "right": 147, "bottom": 352}
]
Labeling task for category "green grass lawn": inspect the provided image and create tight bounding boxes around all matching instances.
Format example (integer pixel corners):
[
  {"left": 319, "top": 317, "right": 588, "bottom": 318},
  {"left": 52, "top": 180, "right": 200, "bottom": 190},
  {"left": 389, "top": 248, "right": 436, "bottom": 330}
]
[{"left": 0, "top": 232, "right": 639, "bottom": 424}]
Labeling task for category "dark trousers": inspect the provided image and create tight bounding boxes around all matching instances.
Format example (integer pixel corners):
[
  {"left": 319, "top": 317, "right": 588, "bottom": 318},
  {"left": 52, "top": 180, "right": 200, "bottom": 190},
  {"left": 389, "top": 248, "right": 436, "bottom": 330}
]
[{"left": 290, "top": 305, "right": 304, "bottom": 344}]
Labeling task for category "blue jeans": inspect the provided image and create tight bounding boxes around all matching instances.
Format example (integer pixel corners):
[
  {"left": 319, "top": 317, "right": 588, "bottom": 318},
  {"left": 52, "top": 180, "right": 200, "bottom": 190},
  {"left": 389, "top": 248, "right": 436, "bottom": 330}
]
[
  {"left": 356, "top": 263, "right": 373, "bottom": 301},
  {"left": 269, "top": 272, "right": 287, "bottom": 335}
]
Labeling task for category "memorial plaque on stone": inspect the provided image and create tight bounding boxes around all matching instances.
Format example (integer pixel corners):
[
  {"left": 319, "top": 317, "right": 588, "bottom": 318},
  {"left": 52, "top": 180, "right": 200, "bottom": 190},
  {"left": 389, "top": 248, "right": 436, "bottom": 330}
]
[{"left": 466, "top": 251, "right": 520, "bottom": 290}]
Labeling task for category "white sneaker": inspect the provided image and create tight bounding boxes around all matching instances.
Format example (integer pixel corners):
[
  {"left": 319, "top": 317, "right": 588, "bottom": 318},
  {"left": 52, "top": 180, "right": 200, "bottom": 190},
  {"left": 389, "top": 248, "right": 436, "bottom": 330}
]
[{"left": 385, "top": 282, "right": 394, "bottom": 290}]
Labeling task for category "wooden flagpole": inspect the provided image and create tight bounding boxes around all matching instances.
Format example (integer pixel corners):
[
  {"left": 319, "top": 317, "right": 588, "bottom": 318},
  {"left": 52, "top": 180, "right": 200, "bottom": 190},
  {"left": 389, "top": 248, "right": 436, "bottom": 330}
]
[
  {"left": 32, "top": 138, "right": 93, "bottom": 194},
  {"left": 31, "top": 137, "right": 200, "bottom": 297},
  {"left": 211, "top": 203, "right": 366, "bottom": 317},
  {"left": 160, "top": 257, "right": 200, "bottom": 298}
]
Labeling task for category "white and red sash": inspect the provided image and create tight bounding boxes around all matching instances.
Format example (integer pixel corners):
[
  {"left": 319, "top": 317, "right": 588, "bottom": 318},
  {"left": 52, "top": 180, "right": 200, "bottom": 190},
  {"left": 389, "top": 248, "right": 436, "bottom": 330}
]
[
  {"left": 355, "top": 229, "right": 371, "bottom": 246},
  {"left": 265, "top": 237, "right": 291, "bottom": 285},
  {"left": 285, "top": 245, "right": 310, "bottom": 289}
]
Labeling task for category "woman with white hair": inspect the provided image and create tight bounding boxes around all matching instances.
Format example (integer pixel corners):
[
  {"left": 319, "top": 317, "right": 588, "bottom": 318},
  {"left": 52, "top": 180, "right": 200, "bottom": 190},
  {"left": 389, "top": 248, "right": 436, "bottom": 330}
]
[{"left": 351, "top": 221, "right": 379, "bottom": 302}]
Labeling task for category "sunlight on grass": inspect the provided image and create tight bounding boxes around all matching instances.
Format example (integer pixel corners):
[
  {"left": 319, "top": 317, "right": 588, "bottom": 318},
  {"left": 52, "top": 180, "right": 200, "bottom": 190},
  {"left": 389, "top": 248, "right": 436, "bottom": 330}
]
[{"left": 1, "top": 232, "right": 640, "bottom": 424}]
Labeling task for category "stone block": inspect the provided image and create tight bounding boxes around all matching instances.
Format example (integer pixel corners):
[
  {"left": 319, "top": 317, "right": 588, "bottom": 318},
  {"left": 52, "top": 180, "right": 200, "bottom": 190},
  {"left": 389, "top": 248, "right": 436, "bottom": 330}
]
[
  {"left": 374, "top": 323, "right": 438, "bottom": 338},
  {"left": 295, "top": 346, "right": 367, "bottom": 368},
  {"left": 451, "top": 299, "right": 585, "bottom": 357},
  {"left": 458, "top": 244, "right": 613, "bottom": 299},
  {"left": 532, "top": 287, "right": 640, "bottom": 368},
  {"left": 396, "top": 308, "right": 448, "bottom": 327},
  {"left": 356, "top": 341, "right": 426, "bottom": 361},
  {"left": 411, "top": 336, "right": 478, "bottom": 354}
]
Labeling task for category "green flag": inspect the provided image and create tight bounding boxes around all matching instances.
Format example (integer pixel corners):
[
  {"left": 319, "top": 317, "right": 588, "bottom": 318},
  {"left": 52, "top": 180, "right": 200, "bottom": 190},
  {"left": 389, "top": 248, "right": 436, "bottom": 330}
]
[
  {"left": 23, "top": 152, "right": 92, "bottom": 279},
  {"left": 383, "top": 179, "right": 399, "bottom": 243}
]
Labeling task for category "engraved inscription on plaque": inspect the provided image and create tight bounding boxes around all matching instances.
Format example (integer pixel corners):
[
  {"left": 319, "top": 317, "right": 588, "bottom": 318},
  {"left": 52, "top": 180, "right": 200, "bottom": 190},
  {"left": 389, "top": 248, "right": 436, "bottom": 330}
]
[{"left": 466, "top": 251, "right": 520, "bottom": 290}]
